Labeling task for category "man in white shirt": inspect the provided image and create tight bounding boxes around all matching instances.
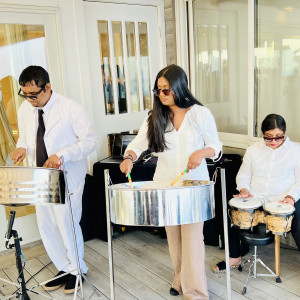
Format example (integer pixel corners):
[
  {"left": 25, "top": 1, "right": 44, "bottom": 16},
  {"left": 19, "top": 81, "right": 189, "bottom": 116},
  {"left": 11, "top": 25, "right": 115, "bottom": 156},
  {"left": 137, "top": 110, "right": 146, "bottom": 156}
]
[{"left": 10, "top": 66, "right": 98, "bottom": 293}]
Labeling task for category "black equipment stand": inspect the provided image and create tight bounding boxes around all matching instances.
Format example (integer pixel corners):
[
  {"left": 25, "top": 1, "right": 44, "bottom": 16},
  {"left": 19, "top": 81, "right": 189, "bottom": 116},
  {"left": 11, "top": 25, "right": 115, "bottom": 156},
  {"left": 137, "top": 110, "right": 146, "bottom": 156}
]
[{"left": 1, "top": 210, "right": 31, "bottom": 300}]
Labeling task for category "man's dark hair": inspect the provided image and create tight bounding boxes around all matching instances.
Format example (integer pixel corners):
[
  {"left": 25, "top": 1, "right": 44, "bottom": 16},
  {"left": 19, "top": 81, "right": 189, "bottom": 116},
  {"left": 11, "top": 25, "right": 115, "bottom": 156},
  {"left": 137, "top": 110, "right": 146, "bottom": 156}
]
[{"left": 19, "top": 66, "right": 50, "bottom": 87}]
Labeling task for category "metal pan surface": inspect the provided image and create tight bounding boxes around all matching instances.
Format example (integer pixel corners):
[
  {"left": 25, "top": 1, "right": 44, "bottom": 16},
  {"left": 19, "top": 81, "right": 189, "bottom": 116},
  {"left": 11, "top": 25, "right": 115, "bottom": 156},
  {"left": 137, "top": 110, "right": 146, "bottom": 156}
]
[
  {"left": 0, "top": 166, "right": 65, "bottom": 206},
  {"left": 108, "top": 181, "right": 215, "bottom": 226}
]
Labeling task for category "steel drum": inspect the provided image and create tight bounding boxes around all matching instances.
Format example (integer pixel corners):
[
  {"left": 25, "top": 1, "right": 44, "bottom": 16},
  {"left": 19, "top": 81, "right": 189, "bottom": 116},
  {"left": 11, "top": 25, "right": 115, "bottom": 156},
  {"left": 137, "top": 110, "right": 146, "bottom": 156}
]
[
  {"left": 0, "top": 166, "right": 65, "bottom": 206},
  {"left": 108, "top": 181, "right": 215, "bottom": 226}
]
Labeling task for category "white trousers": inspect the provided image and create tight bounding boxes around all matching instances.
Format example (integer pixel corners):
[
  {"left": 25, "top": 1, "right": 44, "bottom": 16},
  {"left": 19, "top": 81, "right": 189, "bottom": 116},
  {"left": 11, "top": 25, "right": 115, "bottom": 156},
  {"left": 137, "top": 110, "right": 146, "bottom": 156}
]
[{"left": 35, "top": 185, "right": 88, "bottom": 275}]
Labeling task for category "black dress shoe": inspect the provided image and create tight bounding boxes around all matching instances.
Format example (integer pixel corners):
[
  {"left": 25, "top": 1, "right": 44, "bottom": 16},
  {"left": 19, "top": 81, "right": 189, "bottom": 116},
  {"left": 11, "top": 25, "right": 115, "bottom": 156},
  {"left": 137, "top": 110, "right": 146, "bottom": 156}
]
[
  {"left": 170, "top": 287, "right": 179, "bottom": 296},
  {"left": 44, "top": 271, "right": 70, "bottom": 291},
  {"left": 64, "top": 274, "right": 85, "bottom": 294}
]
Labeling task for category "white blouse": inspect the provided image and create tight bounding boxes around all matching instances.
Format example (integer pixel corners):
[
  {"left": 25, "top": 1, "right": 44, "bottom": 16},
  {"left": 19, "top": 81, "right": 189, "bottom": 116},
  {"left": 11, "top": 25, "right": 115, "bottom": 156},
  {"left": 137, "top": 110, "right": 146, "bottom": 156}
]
[
  {"left": 126, "top": 105, "right": 222, "bottom": 182},
  {"left": 236, "top": 137, "right": 300, "bottom": 202}
]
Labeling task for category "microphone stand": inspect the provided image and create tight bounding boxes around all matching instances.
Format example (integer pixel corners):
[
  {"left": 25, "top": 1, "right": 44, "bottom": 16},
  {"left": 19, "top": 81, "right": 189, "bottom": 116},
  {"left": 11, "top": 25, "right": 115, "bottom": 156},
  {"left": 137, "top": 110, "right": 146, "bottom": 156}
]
[{"left": 1, "top": 210, "right": 30, "bottom": 300}]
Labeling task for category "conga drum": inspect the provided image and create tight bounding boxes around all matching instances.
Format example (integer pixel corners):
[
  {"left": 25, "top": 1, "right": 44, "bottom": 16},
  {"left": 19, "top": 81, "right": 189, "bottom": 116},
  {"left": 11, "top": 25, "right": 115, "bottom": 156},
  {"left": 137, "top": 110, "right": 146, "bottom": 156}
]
[{"left": 229, "top": 197, "right": 264, "bottom": 230}]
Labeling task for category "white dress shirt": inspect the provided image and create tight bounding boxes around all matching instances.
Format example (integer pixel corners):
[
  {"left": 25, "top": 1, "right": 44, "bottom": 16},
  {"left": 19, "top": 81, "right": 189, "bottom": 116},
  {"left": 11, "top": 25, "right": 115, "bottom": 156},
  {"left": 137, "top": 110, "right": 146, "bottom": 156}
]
[
  {"left": 126, "top": 104, "right": 222, "bottom": 181},
  {"left": 236, "top": 137, "right": 300, "bottom": 202},
  {"left": 16, "top": 91, "right": 98, "bottom": 190}
]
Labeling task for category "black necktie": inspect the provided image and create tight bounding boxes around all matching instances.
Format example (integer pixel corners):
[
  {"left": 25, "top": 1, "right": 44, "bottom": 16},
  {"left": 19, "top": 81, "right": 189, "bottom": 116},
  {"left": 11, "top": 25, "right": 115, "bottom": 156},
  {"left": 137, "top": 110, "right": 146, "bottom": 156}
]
[{"left": 36, "top": 109, "right": 48, "bottom": 167}]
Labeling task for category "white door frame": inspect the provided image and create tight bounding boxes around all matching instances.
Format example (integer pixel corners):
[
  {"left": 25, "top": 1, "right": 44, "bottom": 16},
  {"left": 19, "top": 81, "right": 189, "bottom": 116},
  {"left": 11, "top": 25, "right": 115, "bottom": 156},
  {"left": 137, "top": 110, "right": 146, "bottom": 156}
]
[{"left": 84, "top": 0, "right": 167, "bottom": 159}]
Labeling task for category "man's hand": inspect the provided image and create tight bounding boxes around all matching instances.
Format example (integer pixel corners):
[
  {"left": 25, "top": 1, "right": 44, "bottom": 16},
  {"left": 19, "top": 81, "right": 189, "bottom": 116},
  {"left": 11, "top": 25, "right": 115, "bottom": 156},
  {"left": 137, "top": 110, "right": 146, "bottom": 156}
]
[
  {"left": 10, "top": 148, "right": 26, "bottom": 164},
  {"left": 43, "top": 154, "right": 61, "bottom": 169}
]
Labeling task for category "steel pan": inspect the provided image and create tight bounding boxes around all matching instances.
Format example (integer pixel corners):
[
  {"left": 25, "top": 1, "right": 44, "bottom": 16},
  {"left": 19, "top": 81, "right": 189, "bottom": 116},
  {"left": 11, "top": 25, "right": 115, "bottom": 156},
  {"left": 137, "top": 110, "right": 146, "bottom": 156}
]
[
  {"left": 108, "top": 181, "right": 215, "bottom": 226},
  {"left": 0, "top": 166, "right": 65, "bottom": 206}
]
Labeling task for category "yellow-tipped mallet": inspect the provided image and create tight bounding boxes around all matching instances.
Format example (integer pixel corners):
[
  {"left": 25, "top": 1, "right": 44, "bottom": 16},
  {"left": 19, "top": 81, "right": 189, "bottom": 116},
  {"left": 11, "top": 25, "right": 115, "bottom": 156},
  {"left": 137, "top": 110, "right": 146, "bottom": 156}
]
[
  {"left": 170, "top": 168, "right": 188, "bottom": 186},
  {"left": 127, "top": 172, "right": 133, "bottom": 189}
]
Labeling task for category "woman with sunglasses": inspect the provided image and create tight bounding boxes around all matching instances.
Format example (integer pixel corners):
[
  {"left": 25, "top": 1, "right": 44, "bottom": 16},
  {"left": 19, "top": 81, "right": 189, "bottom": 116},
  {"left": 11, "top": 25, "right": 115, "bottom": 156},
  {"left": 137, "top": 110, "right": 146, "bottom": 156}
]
[
  {"left": 120, "top": 64, "right": 222, "bottom": 299},
  {"left": 213, "top": 113, "right": 300, "bottom": 273}
]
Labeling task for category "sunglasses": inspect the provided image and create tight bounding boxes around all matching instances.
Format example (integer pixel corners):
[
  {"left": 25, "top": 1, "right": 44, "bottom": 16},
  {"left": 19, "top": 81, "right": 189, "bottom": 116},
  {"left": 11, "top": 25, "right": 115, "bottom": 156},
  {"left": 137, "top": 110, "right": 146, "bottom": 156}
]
[
  {"left": 18, "top": 86, "right": 45, "bottom": 100},
  {"left": 263, "top": 135, "right": 285, "bottom": 142},
  {"left": 152, "top": 88, "right": 172, "bottom": 97}
]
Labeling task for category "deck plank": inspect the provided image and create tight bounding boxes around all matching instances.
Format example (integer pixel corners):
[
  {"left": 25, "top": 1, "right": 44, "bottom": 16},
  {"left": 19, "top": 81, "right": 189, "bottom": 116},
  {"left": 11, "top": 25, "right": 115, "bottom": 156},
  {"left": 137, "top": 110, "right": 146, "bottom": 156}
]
[{"left": 0, "top": 231, "right": 299, "bottom": 300}]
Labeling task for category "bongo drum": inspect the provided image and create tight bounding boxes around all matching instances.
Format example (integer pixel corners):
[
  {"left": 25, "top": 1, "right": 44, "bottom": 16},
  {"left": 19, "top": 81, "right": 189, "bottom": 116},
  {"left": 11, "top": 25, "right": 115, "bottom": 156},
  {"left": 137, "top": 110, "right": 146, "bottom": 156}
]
[
  {"left": 264, "top": 202, "right": 295, "bottom": 235},
  {"left": 229, "top": 197, "right": 263, "bottom": 230}
]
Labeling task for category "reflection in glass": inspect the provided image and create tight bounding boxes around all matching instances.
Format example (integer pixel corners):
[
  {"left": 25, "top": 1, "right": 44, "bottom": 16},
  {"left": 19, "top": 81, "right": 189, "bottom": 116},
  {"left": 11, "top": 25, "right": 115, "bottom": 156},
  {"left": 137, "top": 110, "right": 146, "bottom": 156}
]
[
  {"left": 0, "top": 24, "right": 46, "bottom": 217},
  {"left": 126, "top": 22, "right": 140, "bottom": 112},
  {"left": 193, "top": 0, "right": 248, "bottom": 134},
  {"left": 138, "top": 22, "right": 151, "bottom": 110},
  {"left": 112, "top": 22, "right": 127, "bottom": 114},
  {"left": 255, "top": 1, "right": 300, "bottom": 141},
  {"left": 0, "top": 24, "right": 46, "bottom": 165},
  {"left": 98, "top": 21, "right": 115, "bottom": 115}
]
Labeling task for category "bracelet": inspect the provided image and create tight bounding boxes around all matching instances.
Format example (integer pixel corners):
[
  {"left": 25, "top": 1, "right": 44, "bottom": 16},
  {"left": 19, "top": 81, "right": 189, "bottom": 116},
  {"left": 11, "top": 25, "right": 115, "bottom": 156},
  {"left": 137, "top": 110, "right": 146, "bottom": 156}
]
[
  {"left": 286, "top": 195, "right": 296, "bottom": 203},
  {"left": 123, "top": 157, "right": 133, "bottom": 162},
  {"left": 123, "top": 153, "right": 134, "bottom": 160}
]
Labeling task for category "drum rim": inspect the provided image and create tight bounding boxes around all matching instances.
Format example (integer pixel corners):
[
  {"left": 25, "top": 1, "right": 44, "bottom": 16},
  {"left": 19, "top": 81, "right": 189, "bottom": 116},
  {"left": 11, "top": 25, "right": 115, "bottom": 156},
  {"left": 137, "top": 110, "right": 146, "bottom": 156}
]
[
  {"left": 230, "top": 206, "right": 263, "bottom": 213},
  {"left": 229, "top": 197, "right": 263, "bottom": 210},
  {"left": 108, "top": 180, "right": 215, "bottom": 191},
  {"left": 265, "top": 211, "right": 294, "bottom": 218},
  {"left": 264, "top": 203, "right": 295, "bottom": 216}
]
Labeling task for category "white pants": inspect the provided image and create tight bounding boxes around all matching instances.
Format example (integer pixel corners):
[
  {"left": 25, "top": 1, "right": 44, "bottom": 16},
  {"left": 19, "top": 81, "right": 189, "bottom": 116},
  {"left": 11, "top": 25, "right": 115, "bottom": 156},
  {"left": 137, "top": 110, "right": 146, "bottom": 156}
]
[{"left": 35, "top": 185, "right": 88, "bottom": 275}]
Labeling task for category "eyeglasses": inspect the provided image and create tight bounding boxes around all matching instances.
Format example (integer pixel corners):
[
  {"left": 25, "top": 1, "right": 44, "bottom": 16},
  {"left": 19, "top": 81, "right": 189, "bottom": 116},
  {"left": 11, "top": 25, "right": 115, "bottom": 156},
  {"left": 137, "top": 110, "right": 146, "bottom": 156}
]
[
  {"left": 152, "top": 88, "right": 172, "bottom": 97},
  {"left": 263, "top": 135, "right": 285, "bottom": 142},
  {"left": 18, "top": 86, "right": 45, "bottom": 100}
]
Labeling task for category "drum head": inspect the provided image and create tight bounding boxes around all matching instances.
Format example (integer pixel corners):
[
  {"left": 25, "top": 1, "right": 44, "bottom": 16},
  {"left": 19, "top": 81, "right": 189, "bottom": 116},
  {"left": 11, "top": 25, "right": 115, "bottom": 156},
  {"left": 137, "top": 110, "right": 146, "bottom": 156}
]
[
  {"left": 229, "top": 197, "right": 262, "bottom": 209},
  {"left": 264, "top": 202, "right": 295, "bottom": 214}
]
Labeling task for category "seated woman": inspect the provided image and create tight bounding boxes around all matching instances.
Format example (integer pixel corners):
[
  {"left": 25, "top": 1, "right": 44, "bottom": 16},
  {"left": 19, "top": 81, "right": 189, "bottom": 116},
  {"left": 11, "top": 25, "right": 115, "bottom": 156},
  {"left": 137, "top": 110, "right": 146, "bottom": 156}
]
[{"left": 212, "top": 114, "right": 300, "bottom": 272}]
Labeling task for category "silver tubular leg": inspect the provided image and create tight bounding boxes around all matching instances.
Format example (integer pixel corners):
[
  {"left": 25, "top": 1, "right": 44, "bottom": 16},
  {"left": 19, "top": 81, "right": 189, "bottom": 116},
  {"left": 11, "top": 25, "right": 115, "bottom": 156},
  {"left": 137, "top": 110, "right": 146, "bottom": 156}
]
[
  {"left": 221, "top": 168, "right": 232, "bottom": 300},
  {"left": 253, "top": 246, "right": 257, "bottom": 278},
  {"left": 105, "top": 169, "right": 115, "bottom": 300},
  {"left": 61, "top": 158, "right": 102, "bottom": 300}
]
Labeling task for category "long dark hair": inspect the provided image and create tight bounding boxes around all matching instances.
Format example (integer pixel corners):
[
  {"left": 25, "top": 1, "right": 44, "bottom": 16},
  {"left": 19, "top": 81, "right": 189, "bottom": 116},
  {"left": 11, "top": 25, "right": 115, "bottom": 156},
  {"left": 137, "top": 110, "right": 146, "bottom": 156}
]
[
  {"left": 261, "top": 114, "right": 286, "bottom": 134},
  {"left": 147, "top": 64, "right": 202, "bottom": 152}
]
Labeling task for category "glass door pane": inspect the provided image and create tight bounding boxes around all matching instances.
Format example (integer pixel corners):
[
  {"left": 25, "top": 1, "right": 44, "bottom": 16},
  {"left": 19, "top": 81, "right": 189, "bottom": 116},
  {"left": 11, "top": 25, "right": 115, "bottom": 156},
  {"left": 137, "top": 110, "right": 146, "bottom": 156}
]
[
  {"left": 255, "top": 1, "right": 300, "bottom": 141},
  {"left": 0, "top": 23, "right": 47, "bottom": 218},
  {"left": 112, "top": 21, "right": 127, "bottom": 114},
  {"left": 0, "top": 24, "right": 47, "bottom": 166},
  {"left": 193, "top": 0, "right": 248, "bottom": 134},
  {"left": 139, "top": 22, "right": 152, "bottom": 110},
  {"left": 98, "top": 21, "right": 115, "bottom": 115},
  {"left": 126, "top": 21, "right": 140, "bottom": 112}
]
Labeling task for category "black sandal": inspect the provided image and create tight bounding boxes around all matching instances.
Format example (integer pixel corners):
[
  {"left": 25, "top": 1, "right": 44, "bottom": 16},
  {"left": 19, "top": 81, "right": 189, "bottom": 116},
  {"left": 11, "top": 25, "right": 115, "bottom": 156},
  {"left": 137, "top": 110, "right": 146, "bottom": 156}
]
[{"left": 212, "top": 260, "right": 242, "bottom": 273}]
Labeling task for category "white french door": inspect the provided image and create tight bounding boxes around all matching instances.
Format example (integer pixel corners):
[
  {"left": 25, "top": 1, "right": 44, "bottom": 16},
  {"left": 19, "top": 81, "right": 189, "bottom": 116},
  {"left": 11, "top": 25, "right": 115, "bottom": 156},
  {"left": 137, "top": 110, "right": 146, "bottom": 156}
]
[
  {"left": 0, "top": 7, "right": 63, "bottom": 251},
  {"left": 84, "top": 1, "right": 166, "bottom": 158}
]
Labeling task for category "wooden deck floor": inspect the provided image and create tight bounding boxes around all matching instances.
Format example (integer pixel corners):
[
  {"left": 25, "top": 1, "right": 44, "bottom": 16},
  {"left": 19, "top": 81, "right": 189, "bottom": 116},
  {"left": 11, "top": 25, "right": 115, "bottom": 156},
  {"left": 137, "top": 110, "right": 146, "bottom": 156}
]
[{"left": 0, "top": 231, "right": 299, "bottom": 299}]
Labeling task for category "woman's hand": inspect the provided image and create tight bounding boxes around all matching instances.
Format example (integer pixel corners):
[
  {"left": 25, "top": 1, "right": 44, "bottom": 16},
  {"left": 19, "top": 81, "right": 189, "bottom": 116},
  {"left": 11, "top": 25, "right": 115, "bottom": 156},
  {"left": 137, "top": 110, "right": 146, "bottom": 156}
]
[
  {"left": 234, "top": 188, "right": 253, "bottom": 198},
  {"left": 187, "top": 150, "right": 204, "bottom": 172},
  {"left": 279, "top": 197, "right": 295, "bottom": 206},
  {"left": 120, "top": 158, "right": 133, "bottom": 176}
]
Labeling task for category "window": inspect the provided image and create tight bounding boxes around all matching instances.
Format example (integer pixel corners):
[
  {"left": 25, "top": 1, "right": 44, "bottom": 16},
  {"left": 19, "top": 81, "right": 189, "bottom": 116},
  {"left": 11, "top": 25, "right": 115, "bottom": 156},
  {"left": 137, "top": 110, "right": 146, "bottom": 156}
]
[
  {"left": 255, "top": 1, "right": 300, "bottom": 141},
  {"left": 192, "top": 0, "right": 248, "bottom": 136},
  {"left": 188, "top": 0, "right": 300, "bottom": 146},
  {"left": 98, "top": 20, "right": 152, "bottom": 114}
]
